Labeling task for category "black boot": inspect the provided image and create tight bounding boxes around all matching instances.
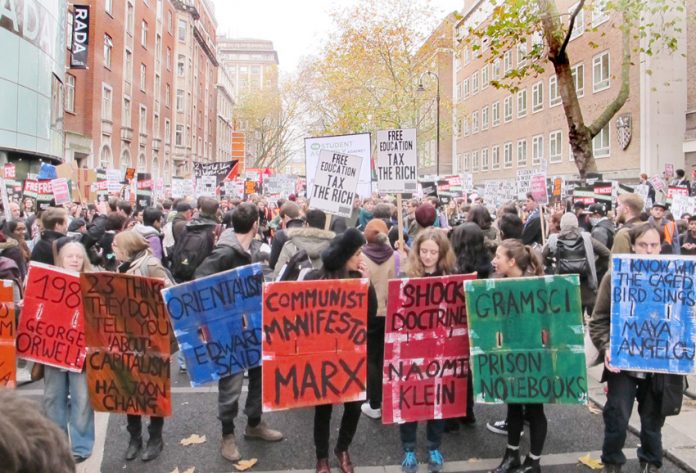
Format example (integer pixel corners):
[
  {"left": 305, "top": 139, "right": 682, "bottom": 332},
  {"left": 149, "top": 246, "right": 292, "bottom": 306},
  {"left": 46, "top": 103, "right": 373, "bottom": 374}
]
[
  {"left": 125, "top": 435, "right": 142, "bottom": 461},
  {"left": 141, "top": 435, "right": 163, "bottom": 461},
  {"left": 513, "top": 456, "right": 541, "bottom": 473},
  {"left": 490, "top": 448, "right": 521, "bottom": 473}
]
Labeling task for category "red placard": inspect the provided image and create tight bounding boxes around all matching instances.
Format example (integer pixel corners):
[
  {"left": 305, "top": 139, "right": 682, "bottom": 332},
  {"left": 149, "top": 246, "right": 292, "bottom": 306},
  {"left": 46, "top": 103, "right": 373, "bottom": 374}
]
[
  {"left": 382, "top": 274, "right": 476, "bottom": 424},
  {"left": 82, "top": 272, "right": 171, "bottom": 417},
  {"left": 0, "top": 281, "right": 15, "bottom": 387},
  {"left": 16, "top": 263, "right": 85, "bottom": 372},
  {"left": 262, "top": 279, "right": 369, "bottom": 412}
]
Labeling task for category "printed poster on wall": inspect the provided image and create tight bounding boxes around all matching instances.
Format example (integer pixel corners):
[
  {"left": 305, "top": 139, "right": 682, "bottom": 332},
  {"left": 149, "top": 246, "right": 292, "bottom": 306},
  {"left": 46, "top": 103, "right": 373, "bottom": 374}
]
[
  {"left": 262, "top": 279, "right": 369, "bottom": 412},
  {"left": 376, "top": 128, "right": 417, "bottom": 193},
  {"left": 309, "top": 149, "right": 362, "bottom": 218},
  {"left": 610, "top": 255, "right": 696, "bottom": 374},
  {"left": 0, "top": 280, "right": 15, "bottom": 387}
]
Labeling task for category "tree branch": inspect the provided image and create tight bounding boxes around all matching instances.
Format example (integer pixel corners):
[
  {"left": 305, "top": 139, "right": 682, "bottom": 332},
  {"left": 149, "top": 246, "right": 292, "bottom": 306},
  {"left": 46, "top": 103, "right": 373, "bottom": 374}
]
[{"left": 558, "top": 0, "right": 585, "bottom": 56}]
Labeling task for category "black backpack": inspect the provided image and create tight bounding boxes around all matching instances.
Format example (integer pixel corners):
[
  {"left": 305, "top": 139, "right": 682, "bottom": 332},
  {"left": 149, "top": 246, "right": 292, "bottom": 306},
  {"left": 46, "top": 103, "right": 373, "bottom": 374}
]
[
  {"left": 554, "top": 235, "right": 590, "bottom": 281},
  {"left": 276, "top": 248, "right": 314, "bottom": 281},
  {"left": 170, "top": 226, "right": 214, "bottom": 282}
]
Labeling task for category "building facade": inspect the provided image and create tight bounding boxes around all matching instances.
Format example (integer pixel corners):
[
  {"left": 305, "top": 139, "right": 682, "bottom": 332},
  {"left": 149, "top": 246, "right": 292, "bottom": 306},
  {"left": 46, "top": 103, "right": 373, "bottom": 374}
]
[
  {"left": 0, "top": 0, "right": 66, "bottom": 177},
  {"left": 215, "top": 65, "right": 235, "bottom": 162},
  {"left": 453, "top": 0, "right": 688, "bottom": 186},
  {"left": 684, "top": 0, "right": 696, "bottom": 172}
]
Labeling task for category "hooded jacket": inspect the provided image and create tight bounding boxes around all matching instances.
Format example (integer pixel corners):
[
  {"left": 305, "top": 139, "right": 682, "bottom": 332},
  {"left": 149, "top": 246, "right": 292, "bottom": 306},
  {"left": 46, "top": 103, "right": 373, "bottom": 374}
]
[
  {"left": 30, "top": 230, "right": 64, "bottom": 266},
  {"left": 133, "top": 223, "right": 163, "bottom": 260},
  {"left": 0, "top": 234, "right": 26, "bottom": 280},
  {"left": 273, "top": 226, "right": 334, "bottom": 279},
  {"left": 362, "top": 242, "right": 397, "bottom": 317},
  {"left": 194, "top": 230, "right": 255, "bottom": 278}
]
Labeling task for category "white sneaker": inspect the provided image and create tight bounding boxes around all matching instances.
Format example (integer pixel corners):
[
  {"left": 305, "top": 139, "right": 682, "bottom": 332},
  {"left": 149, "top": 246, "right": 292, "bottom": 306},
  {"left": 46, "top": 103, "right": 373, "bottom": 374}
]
[{"left": 361, "top": 402, "right": 381, "bottom": 419}]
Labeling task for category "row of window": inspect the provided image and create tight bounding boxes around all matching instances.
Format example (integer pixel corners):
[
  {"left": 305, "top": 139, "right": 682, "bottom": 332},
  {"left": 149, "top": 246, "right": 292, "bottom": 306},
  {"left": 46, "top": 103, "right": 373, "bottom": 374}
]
[{"left": 458, "top": 126, "right": 611, "bottom": 173}]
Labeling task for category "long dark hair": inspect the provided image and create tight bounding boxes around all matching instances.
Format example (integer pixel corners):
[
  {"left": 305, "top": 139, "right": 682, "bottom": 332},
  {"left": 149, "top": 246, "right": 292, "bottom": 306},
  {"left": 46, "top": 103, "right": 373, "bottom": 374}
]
[
  {"left": 451, "top": 223, "right": 492, "bottom": 278},
  {"left": 467, "top": 205, "right": 493, "bottom": 230}
]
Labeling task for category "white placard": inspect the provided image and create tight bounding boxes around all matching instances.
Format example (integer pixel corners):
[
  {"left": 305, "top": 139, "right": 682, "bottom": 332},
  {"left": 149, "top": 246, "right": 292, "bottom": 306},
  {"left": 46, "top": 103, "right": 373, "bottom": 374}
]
[
  {"left": 305, "top": 133, "right": 372, "bottom": 198},
  {"left": 671, "top": 194, "right": 696, "bottom": 218},
  {"left": 106, "top": 168, "right": 121, "bottom": 194},
  {"left": 376, "top": 128, "right": 417, "bottom": 193},
  {"left": 196, "top": 175, "right": 217, "bottom": 197},
  {"left": 310, "top": 150, "right": 362, "bottom": 218}
]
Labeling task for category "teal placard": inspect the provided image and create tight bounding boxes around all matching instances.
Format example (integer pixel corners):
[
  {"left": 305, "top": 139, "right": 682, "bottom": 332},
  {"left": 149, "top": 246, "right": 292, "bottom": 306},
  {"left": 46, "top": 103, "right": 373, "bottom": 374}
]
[{"left": 464, "top": 275, "right": 587, "bottom": 404}]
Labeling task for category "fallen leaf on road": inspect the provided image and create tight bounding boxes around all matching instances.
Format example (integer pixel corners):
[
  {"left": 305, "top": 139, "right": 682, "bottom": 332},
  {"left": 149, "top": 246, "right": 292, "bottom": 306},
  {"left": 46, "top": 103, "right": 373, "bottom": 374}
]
[
  {"left": 578, "top": 453, "right": 603, "bottom": 470},
  {"left": 180, "top": 434, "right": 207, "bottom": 446},
  {"left": 587, "top": 403, "right": 602, "bottom": 415},
  {"left": 233, "top": 458, "right": 258, "bottom": 471}
]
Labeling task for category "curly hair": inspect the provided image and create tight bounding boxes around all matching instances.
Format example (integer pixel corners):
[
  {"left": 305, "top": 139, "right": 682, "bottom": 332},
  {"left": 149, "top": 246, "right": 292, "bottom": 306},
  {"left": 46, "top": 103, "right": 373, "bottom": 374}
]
[{"left": 407, "top": 228, "right": 455, "bottom": 277}]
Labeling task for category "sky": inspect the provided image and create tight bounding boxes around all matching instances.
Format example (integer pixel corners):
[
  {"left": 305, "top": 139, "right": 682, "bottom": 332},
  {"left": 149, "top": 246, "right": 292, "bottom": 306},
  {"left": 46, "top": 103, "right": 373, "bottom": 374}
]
[{"left": 213, "top": 0, "right": 464, "bottom": 75}]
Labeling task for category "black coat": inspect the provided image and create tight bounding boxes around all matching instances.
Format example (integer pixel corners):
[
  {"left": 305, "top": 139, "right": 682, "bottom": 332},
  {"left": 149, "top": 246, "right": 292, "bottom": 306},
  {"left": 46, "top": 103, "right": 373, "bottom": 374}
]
[
  {"left": 194, "top": 231, "right": 252, "bottom": 278},
  {"left": 30, "top": 230, "right": 64, "bottom": 266}
]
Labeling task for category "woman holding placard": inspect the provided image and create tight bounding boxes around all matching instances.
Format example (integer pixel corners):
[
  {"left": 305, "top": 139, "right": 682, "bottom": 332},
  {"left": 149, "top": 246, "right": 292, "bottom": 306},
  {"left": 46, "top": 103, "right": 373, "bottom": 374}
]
[
  {"left": 489, "top": 239, "right": 546, "bottom": 473},
  {"left": 398, "top": 228, "right": 456, "bottom": 473},
  {"left": 42, "top": 238, "right": 95, "bottom": 464},
  {"left": 112, "top": 230, "right": 174, "bottom": 462}
]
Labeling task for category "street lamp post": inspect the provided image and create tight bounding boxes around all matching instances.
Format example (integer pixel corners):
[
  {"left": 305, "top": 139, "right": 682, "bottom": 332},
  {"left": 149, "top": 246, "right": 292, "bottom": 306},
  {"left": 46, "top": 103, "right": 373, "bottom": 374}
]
[{"left": 417, "top": 70, "right": 440, "bottom": 177}]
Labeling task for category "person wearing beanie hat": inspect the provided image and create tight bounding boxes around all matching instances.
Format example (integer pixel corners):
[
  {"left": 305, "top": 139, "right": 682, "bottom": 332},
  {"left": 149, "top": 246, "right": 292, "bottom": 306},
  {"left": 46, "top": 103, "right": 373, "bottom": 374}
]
[
  {"left": 360, "top": 219, "right": 398, "bottom": 421},
  {"left": 304, "top": 227, "right": 378, "bottom": 473}
]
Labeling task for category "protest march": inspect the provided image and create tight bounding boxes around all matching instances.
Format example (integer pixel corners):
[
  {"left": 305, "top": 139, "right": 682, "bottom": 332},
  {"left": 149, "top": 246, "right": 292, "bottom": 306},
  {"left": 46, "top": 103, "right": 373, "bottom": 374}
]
[{"left": 0, "top": 139, "right": 694, "bottom": 473}]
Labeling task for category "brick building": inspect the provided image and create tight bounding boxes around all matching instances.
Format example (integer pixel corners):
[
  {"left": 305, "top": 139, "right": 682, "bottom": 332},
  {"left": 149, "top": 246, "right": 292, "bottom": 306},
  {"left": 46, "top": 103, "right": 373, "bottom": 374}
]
[{"left": 684, "top": 0, "right": 696, "bottom": 171}]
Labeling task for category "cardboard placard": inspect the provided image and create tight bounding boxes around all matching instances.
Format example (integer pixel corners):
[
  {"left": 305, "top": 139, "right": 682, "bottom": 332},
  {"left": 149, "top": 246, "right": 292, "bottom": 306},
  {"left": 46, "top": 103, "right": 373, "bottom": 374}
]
[
  {"left": 310, "top": 150, "right": 362, "bottom": 218},
  {"left": 51, "top": 178, "right": 72, "bottom": 205},
  {"left": 82, "top": 273, "right": 172, "bottom": 416},
  {"left": 382, "top": 274, "right": 476, "bottom": 424},
  {"left": 464, "top": 275, "right": 587, "bottom": 404},
  {"left": 161, "top": 264, "right": 264, "bottom": 387},
  {"left": 610, "top": 255, "right": 696, "bottom": 374},
  {"left": 197, "top": 175, "right": 217, "bottom": 197},
  {"left": 16, "top": 263, "right": 86, "bottom": 371},
  {"left": 0, "top": 280, "right": 15, "bottom": 387},
  {"left": 530, "top": 173, "right": 548, "bottom": 205},
  {"left": 376, "top": 128, "right": 417, "bottom": 193},
  {"left": 667, "top": 185, "right": 689, "bottom": 200},
  {"left": 262, "top": 279, "right": 369, "bottom": 412}
]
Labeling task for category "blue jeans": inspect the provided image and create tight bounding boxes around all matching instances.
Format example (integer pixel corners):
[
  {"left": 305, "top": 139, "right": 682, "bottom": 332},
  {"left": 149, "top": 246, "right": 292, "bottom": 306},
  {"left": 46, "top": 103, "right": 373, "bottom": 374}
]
[
  {"left": 399, "top": 419, "right": 444, "bottom": 451},
  {"left": 43, "top": 366, "right": 95, "bottom": 457}
]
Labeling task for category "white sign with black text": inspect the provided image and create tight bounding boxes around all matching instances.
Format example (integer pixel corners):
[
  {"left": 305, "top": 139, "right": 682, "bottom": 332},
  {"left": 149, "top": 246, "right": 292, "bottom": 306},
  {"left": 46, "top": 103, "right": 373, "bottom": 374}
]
[
  {"left": 376, "top": 128, "right": 417, "bottom": 193},
  {"left": 310, "top": 150, "right": 362, "bottom": 218}
]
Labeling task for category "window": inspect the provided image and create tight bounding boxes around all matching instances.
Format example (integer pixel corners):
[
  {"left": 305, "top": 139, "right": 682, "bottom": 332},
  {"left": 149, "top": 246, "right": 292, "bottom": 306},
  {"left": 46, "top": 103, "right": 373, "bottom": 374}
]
[
  {"left": 472, "top": 111, "right": 479, "bottom": 133},
  {"left": 165, "top": 84, "right": 170, "bottom": 107},
  {"left": 101, "top": 85, "right": 112, "bottom": 120},
  {"left": 463, "top": 116, "right": 471, "bottom": 136},
  {"left": 492, "top": 146, "right": 500, "bottom": 170},
  {"left": 471, "top": 71, "right": 479, "bottom": 95},
  {"left": 572, "top": 63, "right": 585, "bottom": 97},
  {"left": 472, "top": 151, "right": 480, "bottom": 172},
  {"left": 177, "top": 54, "right": 185, "bottom": 76},
  {"left": 455, "top": 53, "right": 461, "bottom": 72},
  {"left": 175, "top": 124, "right": 184, "bottom": 146},
  {"left": 456, "top": 117, "right": 462, "bottom": 136},
  {"left": 123, "top": 97, "right": 131, "bottom": 127},
  {"left": 65, "top": 74, "right": 75, "bottom": 113},
  {"left": 492, "top": 101, "right": 500, "bottom": 126},
  {"left": 569, "top": 3, "right": 585, "bottom": 40},
  {"left": 125, "top": 49, "right": 133, "bottom": 79},
  {"left": 593, "top": 51, "right": 610, "bottom": 92},
  {"left": 532, "top": 81, "right": 543, "bottom": 112},
  {"left": 504, "top": 95, "right": 513, "bottom": 122},
  {"left": 549, "top": 75, "right": 561, "bottom": 106},
  {"left": 532, "top": 135, "right": 544, "bottom": 165},
  {"left": 456, "top": 82, "right": 462, "bottom": 103},
  {"left": 493, "top": 59, "right": 501, "bottom": 80},
  {"left": 178, "top": 19, "right": 186, "bottom": 42},
  {"left": 139, "top": 105, "right": 147, "bottom": 134},
  {"left": 141, "top": 20, "right": 148, "bottom": 47},
  {"left": 517, "top": 43, "right": 528, "bottom": 67},
  {"left": 503, "top": 50, "right": 513, "bottom": 74},
  {"left": 482, "top": 106, "right": 489, "bottom": 130},
  {"left": 176, "top": 89, "right": 184, "bottom": 112},
  {"left": 166, "top": 47, "right": 171, "bottom": 70},
  {"left": 165, "top": 119, "right": 171, "bottom": 144},
  {"left": 517, "top": 89, "right": 527, "bottom": 117},
  {"left": 153, "top": 112, "right": 159, "bottom": 136},
  {"left": 517, "top": 139, "right": 528, "bottom": 167},
  {"left": 481, "top": 148, "right": 489, "bottom": 171},
  {"left": 481, "top": 65, "right": 489, "bottom": 90},
  {"left": 462, "top": 153, "right": 470, "bottom": 172},
  {"left": 463, "top": 78, "right": 470, "bottom": 98},
  {"left": 100, "top": 145, "right": 112, "bottom": 169},
  {"left": 549, "top": 130, "right": 563, "bottom": 162},
  {"left": 103, "top": 34, "right": 113, "bottom": 68},
  {"left": 592, "top": 124, "right": 610, "bottom": 157},
  {"left": 168, "top": 11, "right": 173, "bottom": 33},
  {"left": 140, "top": 64, "right": 146, "bottom": 90},
  {"left": 464, "top": 47, "right": 471, "bottom": 65},
  {"left": 592, "top": 0, "right": 609, "bottom": 27},
  {"left": 105, "top": 0, "right": 112, "bottom": 15},
  {"left": 126, "top": 2, "right": 134, "bottom": 34},
  {"left": 504, "top": 142, "right": 513, "bottom": 168}
]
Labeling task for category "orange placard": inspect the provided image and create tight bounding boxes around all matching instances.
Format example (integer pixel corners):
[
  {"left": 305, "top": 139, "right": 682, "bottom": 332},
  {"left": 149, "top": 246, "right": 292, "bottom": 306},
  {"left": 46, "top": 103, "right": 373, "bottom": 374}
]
[
  {"left": 262, "top": 279, "right": 369, "bottom": 412},
  {"left": 81, "top": 273, "right": 172, "bottom": 416},
  {"left": 0, "top": 280, "right": 15, "bottom": 387}
]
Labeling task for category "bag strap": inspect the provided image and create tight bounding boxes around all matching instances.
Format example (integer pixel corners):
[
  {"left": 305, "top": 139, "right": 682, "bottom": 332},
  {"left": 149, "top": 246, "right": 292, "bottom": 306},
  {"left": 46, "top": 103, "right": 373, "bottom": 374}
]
[{"left": 581, "top": 232, "right": 598, "bottom": 289}]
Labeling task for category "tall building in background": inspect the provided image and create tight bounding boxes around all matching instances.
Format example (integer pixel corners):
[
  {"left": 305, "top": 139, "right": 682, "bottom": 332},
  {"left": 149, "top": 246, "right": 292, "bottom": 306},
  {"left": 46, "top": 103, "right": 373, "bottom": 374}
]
[
  {"left": 684, "top": 0, "right": 696, "bottom": 171},
  {"left": 172, "top": 0, "right": 218, "bottom": 176},
  {"left": 217, "top": 37, "right": 279, "bottom": 169},
  {"left": 0, "top": 0, "right": 66, "bottom": 177},
  {"left": 216, "top": 65, "right": 235, "bottom": 161}
]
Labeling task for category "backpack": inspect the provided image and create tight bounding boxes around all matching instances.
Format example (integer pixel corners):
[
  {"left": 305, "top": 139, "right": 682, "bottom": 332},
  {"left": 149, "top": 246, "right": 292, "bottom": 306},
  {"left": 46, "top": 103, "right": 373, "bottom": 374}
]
[
  {"left": 170, "top": 226, "right": 214, "bottom": 282},
  {"left": 276, "top": 248, "right": 314, "bottom": 281},
  {"left": 0, "top": 256, "right": 23, "bottom": 300},
  {"left": 554, "top": 235, "right": 590, "bottom": 281}
]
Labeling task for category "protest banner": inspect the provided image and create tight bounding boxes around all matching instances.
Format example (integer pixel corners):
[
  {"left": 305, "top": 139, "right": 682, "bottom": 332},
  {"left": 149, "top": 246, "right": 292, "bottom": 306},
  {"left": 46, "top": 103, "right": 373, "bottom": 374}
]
[
  {"left": 610, "top": 255, "right": 696, "bottom": 374},
  {"left": 310, "top": 150, "right": 362, "bottom": 218},
  {"left": 665, "top": 163, "right": 674, "bottom": 179},
  {"left": 51, "top": 178, "right": 72, "bottom": 206},
  {"left": 106, "top": 168, "right": 122, "bottom": 194},
  {"left": 136, "top": 173, "right": 153, "bottom": 211},
  {"left": 263, "top": 175, "right": 296, "bottom": 197},
  {"left": 649, "top": 175, "right": 667, "bottom": 193},
  {"left": 305, "top": 133, "right": 371, "bottom": 198},
  {"left": 572, "top": 186, "right": 595, "bottom": 206},
  {"left": 437, "top": 180, "right": 452, "bottom": 205},
  {"left": 667, "top": 185, "right": 690, "bottom": 200},
  {"left": 161, "top": 264, "right": 264, "bottom": 387},
  {"left": 0, "top": 281, "right": 15, "bottom": 387},
  {"left": 530, "top": 173, "right": 549, "bottom": 205},
  {"left": 382, "top": 274, "right": 476, "bottom": 424},
  {"left": 376, "top": 128, "right": 417, "bottom": 193},
  {"left": 4, "top": 163, "right": 15, "bottom": 179},
  {"left": 16, "top": 263, "right": 86, "bottom": 372},
  {"left": 262, "top": 279, "right": 369, "bottom": 412},
  {"left": 23, "top": 180, "right": 54, "bottom": 212},
  {"left": 671, "top": 195, "right": 696, "bottom": 219},
  {"left": 196, "top": 175, "right": 217, "bottom": 197},
  {"left": 82, "top": 272, "right": 172, "bottom": 417},
  {"left": 464, "top": 275, "right": 587, "bottom": 404},
  {"left": 194, "top": 160, "right": 239, "bottom": 188},
  {"left": 420, "top": 181, "right": 437, "bottom": 198},
  {"left": 593, "top": 181, "right": 614, "bottom": 209}
]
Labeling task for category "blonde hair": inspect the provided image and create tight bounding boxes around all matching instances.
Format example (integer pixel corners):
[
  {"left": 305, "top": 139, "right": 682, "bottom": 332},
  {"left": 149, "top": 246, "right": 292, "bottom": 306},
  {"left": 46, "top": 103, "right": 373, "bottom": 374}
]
[
  {"left": 55, "top": 241, "right": 93, "bottom": 273},
  {"left": 407, "top": 228, "right": 455, "bottom": 277},
  {"left": 113, "top": 230, "right": 150, "bottom": 261}
]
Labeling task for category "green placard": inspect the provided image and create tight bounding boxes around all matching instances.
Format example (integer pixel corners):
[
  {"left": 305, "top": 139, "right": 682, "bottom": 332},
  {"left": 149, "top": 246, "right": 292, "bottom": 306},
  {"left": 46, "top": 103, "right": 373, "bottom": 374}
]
[{"left": 464, "top": 275, "right": 587, "bottom": 405}]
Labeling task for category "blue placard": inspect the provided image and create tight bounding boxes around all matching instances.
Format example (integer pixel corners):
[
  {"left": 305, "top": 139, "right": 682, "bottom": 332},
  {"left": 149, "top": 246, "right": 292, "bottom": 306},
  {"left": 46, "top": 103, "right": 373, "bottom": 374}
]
[
  {"left": 161, "top": 263, "right": 264, "bottom": 386},
  {"left": 610, "top": 255, "right": 696, "bottom": 374}
]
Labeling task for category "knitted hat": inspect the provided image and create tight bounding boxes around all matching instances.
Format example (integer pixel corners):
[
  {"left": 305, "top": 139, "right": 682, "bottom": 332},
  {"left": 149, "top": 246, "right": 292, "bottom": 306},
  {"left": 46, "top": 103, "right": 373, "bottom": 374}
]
[
  {"left": 560, "top": 212, "right": 579, "bottom": 231},
  {"left": 364, "top": 219, "right": 388, "bottom": 244},
  {"left": 415, "top": 203, "right": 437, "bottom": 228},
  {"left": 321, "top": 228, "right": 365, "bottom": 271}
]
